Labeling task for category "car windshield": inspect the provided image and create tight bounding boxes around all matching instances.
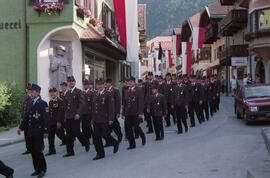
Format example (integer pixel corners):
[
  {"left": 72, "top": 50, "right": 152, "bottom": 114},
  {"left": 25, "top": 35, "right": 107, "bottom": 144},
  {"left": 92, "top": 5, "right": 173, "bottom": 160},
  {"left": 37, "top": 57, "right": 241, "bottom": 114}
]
[{"left": 245, "top": 85, "right": 270, "bottom": 98}]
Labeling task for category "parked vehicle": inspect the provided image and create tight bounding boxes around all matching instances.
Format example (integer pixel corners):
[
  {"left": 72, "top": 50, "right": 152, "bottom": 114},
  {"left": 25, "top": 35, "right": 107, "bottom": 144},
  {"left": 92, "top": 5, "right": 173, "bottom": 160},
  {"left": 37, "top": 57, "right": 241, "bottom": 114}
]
[{"left": 234, "top": 84, "right": 270, "bottom": 124}]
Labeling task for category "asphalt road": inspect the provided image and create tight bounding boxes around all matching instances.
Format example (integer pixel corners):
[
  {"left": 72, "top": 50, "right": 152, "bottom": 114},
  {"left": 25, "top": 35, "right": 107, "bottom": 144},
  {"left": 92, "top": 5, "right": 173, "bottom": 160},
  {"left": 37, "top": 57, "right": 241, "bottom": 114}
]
[{"left": 1, "top": 96, "right": 269, "bottom": 178}]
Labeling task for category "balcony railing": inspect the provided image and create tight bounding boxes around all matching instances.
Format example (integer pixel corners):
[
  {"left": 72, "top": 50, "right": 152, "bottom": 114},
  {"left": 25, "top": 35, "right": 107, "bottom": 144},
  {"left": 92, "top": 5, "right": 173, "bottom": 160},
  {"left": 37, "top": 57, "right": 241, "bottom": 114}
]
[
  {"left": 219, "top": 9, "right": 248, "bottom": 36},
  {"left": 218, "top": 44, "right": 249, "bottom": 65},
  {"left": 204, "top": 24, "right": 219, "bottom": 44},
  {"left": 197, "top": 47, "right": 211, "bottom": 60},
  {"left": 220, "top": 0, "right": 237, "bottom": 5}
]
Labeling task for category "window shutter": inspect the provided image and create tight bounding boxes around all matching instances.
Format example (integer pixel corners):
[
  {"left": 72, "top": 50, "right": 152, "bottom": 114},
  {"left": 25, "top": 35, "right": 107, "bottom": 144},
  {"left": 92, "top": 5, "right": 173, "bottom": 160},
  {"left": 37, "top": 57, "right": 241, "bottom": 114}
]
[
  {"left": 94, "top": 0, "right": 98, "bottom": 18},
  {"left": 102, "top": 3, "right": 107, "bottom": 28},
  {"left": 75, "top": 0, "right": 81, "bottom": 6},
  {"left": 111, "top": 11, "right": 116, "bottom": 31},
  {"left": 86, "top": 0, "right": 91, "bottom": 10}
]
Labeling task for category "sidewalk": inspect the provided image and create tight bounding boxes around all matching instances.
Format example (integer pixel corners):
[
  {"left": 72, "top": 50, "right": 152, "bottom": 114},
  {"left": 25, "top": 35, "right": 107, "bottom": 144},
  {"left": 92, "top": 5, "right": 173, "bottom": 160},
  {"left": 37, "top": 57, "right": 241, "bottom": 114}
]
[{"left": 0, "top": 126, "right": 24, "bottom": 147}]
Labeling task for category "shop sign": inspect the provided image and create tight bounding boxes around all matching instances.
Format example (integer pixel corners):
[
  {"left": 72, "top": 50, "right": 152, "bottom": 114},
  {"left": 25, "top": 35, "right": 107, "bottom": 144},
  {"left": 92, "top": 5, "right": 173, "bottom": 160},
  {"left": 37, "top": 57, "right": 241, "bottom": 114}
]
[
  {"left": 0, "top": 20, "right": 22, "bottom": 30},
  {"left": 231, "top": 57, "right": 247, "bottom": 66}
]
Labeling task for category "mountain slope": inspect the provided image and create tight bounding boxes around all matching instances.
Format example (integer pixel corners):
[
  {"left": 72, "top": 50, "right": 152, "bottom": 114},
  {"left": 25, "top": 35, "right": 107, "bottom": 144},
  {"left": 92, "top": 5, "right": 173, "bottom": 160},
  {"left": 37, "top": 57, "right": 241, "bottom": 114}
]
[{"left": 139, "top": 0, "right": 216, "bottom": 40}]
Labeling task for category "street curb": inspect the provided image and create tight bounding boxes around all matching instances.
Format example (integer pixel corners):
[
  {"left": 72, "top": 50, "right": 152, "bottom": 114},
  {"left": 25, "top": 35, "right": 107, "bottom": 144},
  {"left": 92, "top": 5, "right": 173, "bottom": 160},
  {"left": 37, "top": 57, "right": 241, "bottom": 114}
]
[
  {"left": 247, "top": 168, "right": 270, "bottom": 178},
  {"left": 261, "top": 128, "right": 270, "bottom": 155},
  {"left": 0, "top": 138, "right": 24, "bottom": 148}
]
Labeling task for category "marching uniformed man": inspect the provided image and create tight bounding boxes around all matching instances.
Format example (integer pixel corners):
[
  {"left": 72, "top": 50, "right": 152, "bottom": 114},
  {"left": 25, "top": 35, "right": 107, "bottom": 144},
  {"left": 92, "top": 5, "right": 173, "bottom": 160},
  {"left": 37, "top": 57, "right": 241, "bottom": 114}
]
[
  {"left": 123, "top": 76, "right": 146, "bottom": 150},
  {"left": 214, "top": 75, "right": 221, "bottom": 111},
  {"left": 209, "top": 76, "right": 217, "bottom": 116},
  {"left": 105, "top": 78, "right": 123, "bottom": 143},
  {"left": 0, "top": 160, "right": 14, "bottom": 178},
  {"left": 188, "top": 76, "right": 203, "bottom": 127},
  {"left": 172, "top": 76, "right": 189, "bottom": 134},
  {"left": 63, "top": 76, "right": 89, "bottom": 157},
  {"left": 91, "top": 79, "right": 119, "bottom": 160},
  {"left": 58, "top": 82, "right": 68, "bottom": 146},
  {"left": 147, "top": 84, "right": 167, "bottom": 140},
  {"left": 144, "top": 72, "right": 156, "bottom": 134},
  {"left": 79, "top": 79, "right": 94, "bottom": 148},
  {"left": 21, "top": 83, "right": 32, "bottom": 155},
  {"left": 201, "top": 77, "right": 210, "bottom": 121},
  {"left": 17, "top": 84, "right": 49, "bottom": 178},
  {"left": 46, "top": 88, "right": 66, "bottom": 156},
  {"left": 163, "top": 73, "right": 176, "bottom": 126}
]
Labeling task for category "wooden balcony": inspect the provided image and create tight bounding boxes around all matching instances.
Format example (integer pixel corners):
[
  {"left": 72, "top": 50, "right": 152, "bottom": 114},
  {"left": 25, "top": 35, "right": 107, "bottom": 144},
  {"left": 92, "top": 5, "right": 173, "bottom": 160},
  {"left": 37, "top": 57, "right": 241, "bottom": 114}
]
[
  {"left": 197, "top": 47, "right": 211, "bottom": 60},
  {"left": 220, "top": 0, "right": 237, "bottom": 5},
  {"left": 219, "top": 9, "right": 248, "bottom": 36},
  {"left": 204, "top": 24, "right": 219, "bottom": 44},
  {"left": 219, "top": 44, "right": 249, "bottom": 65}
]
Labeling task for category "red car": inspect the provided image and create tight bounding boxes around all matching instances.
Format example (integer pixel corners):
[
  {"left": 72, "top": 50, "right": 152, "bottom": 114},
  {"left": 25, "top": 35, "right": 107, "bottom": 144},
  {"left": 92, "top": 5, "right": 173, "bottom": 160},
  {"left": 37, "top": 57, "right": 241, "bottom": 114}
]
[{"left": 234, "top": 83, "right": 270, "bottom": 124}]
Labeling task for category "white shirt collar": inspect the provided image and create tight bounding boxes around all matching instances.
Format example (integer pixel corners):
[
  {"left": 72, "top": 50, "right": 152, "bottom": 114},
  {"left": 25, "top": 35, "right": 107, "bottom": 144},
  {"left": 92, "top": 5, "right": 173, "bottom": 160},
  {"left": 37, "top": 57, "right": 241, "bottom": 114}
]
[
  {"left": 71, "top": 87, "right": 76, "bottom": 93},
  {"left": 99, "top": 89, "right": 105, "bottom": 95},
  {"left": 33, "top": 96, "right": 40, "bottom": 105}
]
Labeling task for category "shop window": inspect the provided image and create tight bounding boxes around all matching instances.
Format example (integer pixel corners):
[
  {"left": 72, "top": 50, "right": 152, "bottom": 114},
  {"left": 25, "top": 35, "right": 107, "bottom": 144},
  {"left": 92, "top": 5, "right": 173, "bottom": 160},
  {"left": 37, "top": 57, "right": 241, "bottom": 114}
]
[{"left": 250, "top": 9, "right": 270, "bottom": 32}]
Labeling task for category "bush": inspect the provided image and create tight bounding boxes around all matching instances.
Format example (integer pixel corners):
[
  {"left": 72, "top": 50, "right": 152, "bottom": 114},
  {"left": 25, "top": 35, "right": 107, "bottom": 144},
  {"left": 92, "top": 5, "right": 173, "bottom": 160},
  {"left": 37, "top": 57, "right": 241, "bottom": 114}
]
[{"left": 0, "top": 82, "right": 25, "bottom": 128}]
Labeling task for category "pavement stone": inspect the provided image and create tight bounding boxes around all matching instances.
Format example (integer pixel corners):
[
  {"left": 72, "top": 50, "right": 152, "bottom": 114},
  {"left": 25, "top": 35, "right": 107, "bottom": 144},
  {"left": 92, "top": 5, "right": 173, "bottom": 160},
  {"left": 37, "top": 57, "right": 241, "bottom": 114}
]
[
  {"left": 247, "top": 167, "right": 270, "bottom": 178},
  {"left": 0, "top": 127, "right": 24, "bottom": 147}
]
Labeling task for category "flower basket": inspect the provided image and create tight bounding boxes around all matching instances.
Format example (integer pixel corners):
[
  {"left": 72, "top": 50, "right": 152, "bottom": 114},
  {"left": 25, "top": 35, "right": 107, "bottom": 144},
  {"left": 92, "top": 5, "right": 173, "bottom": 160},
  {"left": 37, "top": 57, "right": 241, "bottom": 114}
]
[
  {"left": 77, "top": 6, "right": 91, "bottom": 19},
  {"left": 104, "top": 28, "right": 113, "bottom": 38},
  {"left": 33, "top": 2, "right": 64, "bottom": 16},
  {"left": 89, "top": 18, "right": 103, "bottom": 27}
]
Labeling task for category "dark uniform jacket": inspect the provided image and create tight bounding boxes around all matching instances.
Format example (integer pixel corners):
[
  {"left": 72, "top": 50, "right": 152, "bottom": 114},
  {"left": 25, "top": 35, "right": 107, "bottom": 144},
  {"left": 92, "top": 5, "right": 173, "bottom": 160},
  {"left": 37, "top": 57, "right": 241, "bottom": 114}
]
[
  {"left": 215, "top": 80, "right": 221, "bottom": 96},
  {"left": 19, "top": 97, "right": 50, "bottom": 137},
  {"left": 148, "top": 93, "right": 167, "bottom": 117},
  {"left": 200, "top": 83, "right": 209, "bottom": 102},
  {"left": 163, "top": 81, "right": 174, "bottom": 104},
  {"left": 123, "top": 86, "right": 144, "bottom": 117},
  {"left": 108, "top": 87, "right": 121, "bottom": 116},
  {"left": 91, "top": 89, "right": 115, "bottom": 123},
  {"left": 21, "top": 95, "right": 31, "bottom": 120},
  {"left": 122, "top": 85, "right": 129, "bottom": 106},
  {"left": 144, "top": 80, "right": 158, "bottom": 104},
  {"left": 190, "top": 83, "right": 203, "bottom": 103},
  {"left": 157, "top": 82, "right": 164, "bottom": 94},
  {"left": 208, "top": 82, "right": 217, "bottom": 100},
  {"left": 49, "top": 97, "right": 64, "bottom": 125},
  {"left": 64, "top": 87, "right": 84, "bottom": 119},
  {"left": 172, "top": 84, "right": 189, "bottom": 107},
  {"left": 78, "top": 89, "right": 93, "bottom": 115}
]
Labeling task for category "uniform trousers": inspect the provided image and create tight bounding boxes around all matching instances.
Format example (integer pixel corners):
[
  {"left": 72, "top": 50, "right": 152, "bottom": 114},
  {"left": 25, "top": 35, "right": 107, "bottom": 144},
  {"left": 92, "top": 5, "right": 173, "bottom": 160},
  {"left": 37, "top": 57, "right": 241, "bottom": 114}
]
[
  {"left": 48, "top": 124, "right": 66, "bottom": 152},
  {"left": 29, "top": 135, "right": 47, "bottom": 173},
  {"left": 24, "top": 127, "right": 30, "bottom": 151},
  {"left": 176, "top": 106, "right": 188, "bottom": 132},
  {"left": 125, "top": 116, "right": 145, "bottom": 147},
  {"left": 81, "top": 114, "right": 92, "bottom": 145},
  {"left": 188, "top": 102, "right": 202, "bottom": 126},
  {"left": 152, "top": 116, "right": 164, "bottom": 139},
  {"left": 144, "top": 108, "right": 153, "bottom": 132},
  {"left": 202, "top": 101, "right": 209, "bottom": 120},
  {"left": 65, "top": 119, "right": 86, "bottom": 154},
  {"left": 165, "top": 103, "right": 174, "bottom": 126},
  {"left": 0, "top": 160, "right": 14, "bottom": 177},
  {"left": 93, "top": 123, "right": 117, "bottom": 156},
  {"left": 209, "top": 98, "right": 216, "bottom": 116},
  {"left": 109, "top": 117, "right": 122, "bottom": 141}
]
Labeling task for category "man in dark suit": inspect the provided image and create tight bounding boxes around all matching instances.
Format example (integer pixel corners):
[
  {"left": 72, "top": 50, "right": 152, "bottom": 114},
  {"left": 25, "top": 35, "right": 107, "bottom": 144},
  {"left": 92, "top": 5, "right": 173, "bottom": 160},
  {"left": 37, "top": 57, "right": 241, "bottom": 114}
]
[
  {"left": 91, "top": 79, "right": 119, "bottom": 160},
  {"left": 163, "top": 73, "right": 175, "bottom": 126},
  {"left": 147, "top": 84, "right": 167, "bottom": 140},
  {"left": 201, "top": 77, "right": 210, "bottom": 121},
  {"left": 21, "top": 83, "right": 32, "bottom": 155},
  {"left": 105, "top": 78, "right": 123, "bottom": 143},
  {"left": 63, "top": 76, "right": 89, "bottom": 157},
  {"left": 45, "top": 88, "right": 65, "bottom": 156},
  {"left": 209, "top": 76, "right": 217, "bottom": 116},
  {"left": 172, "top": 76, "right": 189, "bottom": 133},
  {"left": 123, "top": 77, "right": 146, "bottom": 150},
  {"left": 17, "top": 84, "right": 49, "bottom": 178},
  {"left": 58, "top": 82, "right": 68, "bottom": 146},
  {"left": 79, "top": 79, "right": 94, "bottom": 148}
]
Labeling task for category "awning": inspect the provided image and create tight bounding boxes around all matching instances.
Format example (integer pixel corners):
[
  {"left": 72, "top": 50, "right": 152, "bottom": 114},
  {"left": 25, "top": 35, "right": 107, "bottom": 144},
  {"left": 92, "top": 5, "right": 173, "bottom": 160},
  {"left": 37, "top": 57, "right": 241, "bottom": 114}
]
[{"left": 81, "top": 24, "right": 126, "bottom": 60}]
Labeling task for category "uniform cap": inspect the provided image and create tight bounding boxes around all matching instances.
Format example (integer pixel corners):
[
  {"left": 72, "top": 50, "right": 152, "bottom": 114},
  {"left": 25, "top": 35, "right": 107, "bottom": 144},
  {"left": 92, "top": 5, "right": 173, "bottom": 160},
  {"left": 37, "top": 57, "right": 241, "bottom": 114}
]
[
  {"left": 49, "top": 88, "right": 57, "bottom": 92},
  {"left": 96, "top": 78, "right": 104, "bottom": 85},
  {"left": 105, "top": 78, "right": 113, "bottom": 83},
  {"left": 60, "top": 82, "right": 67, "bottom": 86},
  {"left": 148, "top": 72, "right": 153, "bottom": 76},
  {"left": 31, "top": 84, "right": 41, "bottom": 91},
  {"left": 26, "top": 83, "right": 32, "bottom": 90},
  {"left": 129, "top": 76, "right": 136, "bottom": 82},
  {"left": 166, "top": 73, "right": 171, "bottom": 77},
  {"left": 83, "top": 79, "right": 90, "bottom": 85},
  {"left": 67, "top": 76, "right": 76, "bottom": 82}
]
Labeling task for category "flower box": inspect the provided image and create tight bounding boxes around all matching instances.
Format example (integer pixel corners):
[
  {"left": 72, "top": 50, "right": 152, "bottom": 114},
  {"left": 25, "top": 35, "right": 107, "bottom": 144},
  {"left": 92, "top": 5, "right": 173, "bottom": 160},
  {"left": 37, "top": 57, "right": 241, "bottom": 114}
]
[
  {"left": 245, "top": 28, "right": 270, "bottom": 41},
  {"left": 33, "top": 2, "right": 64, "bottom": 16}
]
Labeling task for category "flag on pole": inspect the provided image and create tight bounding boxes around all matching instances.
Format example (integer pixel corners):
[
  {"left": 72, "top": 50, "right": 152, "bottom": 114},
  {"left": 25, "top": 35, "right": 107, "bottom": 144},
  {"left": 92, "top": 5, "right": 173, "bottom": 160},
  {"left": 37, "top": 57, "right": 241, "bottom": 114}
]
[
  {"left": 153, "top": 57, "right": 156, "bottom": 72},
  {"left": 192, "top": 27, "right": 205, "bottom": 49},
  {"left": 113, "top": 0, "right": 139, "bottom": 62},
  {"left": 182, "top": 42, "right": 192, "bottom": 75},
  {"left": 168, "top": 50, "right": 172, "bottom": 68}
]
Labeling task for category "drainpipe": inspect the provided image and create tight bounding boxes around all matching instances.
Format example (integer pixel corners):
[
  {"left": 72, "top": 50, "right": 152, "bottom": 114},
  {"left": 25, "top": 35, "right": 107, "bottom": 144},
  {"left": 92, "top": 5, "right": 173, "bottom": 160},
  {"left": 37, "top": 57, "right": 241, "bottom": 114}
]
[{"left": 23, "top": 0, "right": 28, "bottom": 88}]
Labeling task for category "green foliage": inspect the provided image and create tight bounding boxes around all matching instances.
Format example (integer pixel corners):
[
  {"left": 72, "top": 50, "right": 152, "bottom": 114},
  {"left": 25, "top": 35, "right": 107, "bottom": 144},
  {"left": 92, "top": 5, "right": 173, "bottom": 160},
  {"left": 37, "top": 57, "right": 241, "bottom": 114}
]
[
  {"left": 138, "top": 0, "right": 216, "bottom": 40},
  {"left": 0, "top": 82, "right": 25, "bottom": 127}
]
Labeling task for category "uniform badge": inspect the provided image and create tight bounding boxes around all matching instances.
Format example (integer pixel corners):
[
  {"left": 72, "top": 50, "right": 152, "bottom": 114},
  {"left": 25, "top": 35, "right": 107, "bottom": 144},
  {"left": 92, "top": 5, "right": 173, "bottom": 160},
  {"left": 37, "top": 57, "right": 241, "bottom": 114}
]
[
  {"left": 33, "top": 112, "right": 41, "bottom": 119},
  {"left": 53, "top": 103, "right": 58, "bottom": 108},
  {"left": 195, "top": 88, "right": 198, "bottom": 92},
  {"left": 181, "top": 91, "right": 183, "bottom": 95},
  {"left": 157, "top": 101, "right": 160, "bottom": 105},
  {"left": 45, "top": 107, "right": 49, "bottom": 113}
]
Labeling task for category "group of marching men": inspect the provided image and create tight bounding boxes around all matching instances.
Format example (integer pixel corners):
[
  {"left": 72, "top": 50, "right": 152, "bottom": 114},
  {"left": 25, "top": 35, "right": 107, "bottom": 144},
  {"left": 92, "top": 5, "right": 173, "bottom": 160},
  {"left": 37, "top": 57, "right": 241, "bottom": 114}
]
[{"left": 17, "top": 72, "right": 221, "bottom": 177}]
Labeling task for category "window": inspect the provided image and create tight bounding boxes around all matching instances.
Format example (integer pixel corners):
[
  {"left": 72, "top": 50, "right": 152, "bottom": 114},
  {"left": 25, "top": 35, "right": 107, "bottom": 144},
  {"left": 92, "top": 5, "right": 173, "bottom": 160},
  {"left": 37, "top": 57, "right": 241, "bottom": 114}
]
[
  {"left": 250, "top": 9, "right": 270, "bottom": 32},
  {"left": 102, "top": 3, "right": 113, "bottom": 29}
]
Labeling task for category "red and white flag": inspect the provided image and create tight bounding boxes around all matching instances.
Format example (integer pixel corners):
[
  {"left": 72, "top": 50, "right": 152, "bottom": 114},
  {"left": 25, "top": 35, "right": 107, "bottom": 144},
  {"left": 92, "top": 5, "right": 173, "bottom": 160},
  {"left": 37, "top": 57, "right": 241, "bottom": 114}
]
[
  {"left": 182, "top": 42, "right": 192, "bottom": 75},
  {"left": 113, "top": 0, "right": 139, "bottom": 62},
  {"left": 192, "top": 27, "right": 205, "bottom": 49}
]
